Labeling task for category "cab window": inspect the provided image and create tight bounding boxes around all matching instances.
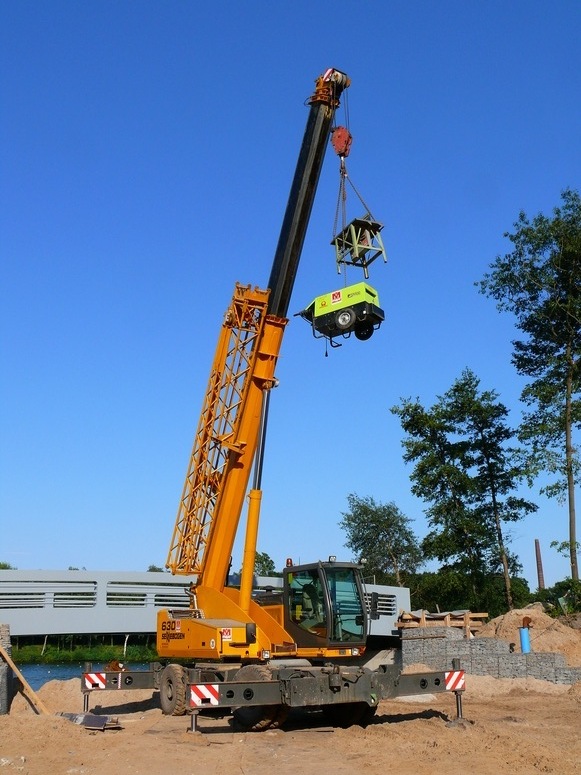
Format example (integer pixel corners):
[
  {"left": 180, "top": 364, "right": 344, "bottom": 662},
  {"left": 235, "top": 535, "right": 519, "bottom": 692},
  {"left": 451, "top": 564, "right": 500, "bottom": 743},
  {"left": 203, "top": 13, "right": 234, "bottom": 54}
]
[{"left": 288, "top": 569, "right": 327, "bottom": 637}]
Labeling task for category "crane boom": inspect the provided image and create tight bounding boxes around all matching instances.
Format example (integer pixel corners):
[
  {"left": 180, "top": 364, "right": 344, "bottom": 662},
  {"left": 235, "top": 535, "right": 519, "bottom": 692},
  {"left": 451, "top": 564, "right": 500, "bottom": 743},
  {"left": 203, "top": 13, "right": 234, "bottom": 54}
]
[
  {"left": 165, "top": 70, "right": 350, "bottom": 589},
  {"left": 267, "top": 68, "right": 350, "bottom": 318}
]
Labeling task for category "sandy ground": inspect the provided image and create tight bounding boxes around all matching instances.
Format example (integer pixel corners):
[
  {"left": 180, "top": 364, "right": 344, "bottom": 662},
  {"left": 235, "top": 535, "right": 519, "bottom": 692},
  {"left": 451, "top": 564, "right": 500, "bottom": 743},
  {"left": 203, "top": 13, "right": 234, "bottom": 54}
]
[
  {"left": 1, "top": 672, "right": 579, "bottom": 775},
  {"left": 2, "top": 610, "right": 580, "bottom": 775}
]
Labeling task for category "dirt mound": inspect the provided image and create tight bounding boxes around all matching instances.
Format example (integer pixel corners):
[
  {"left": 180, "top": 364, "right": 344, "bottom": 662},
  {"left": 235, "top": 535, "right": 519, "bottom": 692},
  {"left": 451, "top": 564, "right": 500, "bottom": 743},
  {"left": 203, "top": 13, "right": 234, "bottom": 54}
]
[
  {"left": 10, "top": 676, "right": 157, "bottom": 716},
  {"left": 479, "top": 605, "right": 581, "bottom": 666}
]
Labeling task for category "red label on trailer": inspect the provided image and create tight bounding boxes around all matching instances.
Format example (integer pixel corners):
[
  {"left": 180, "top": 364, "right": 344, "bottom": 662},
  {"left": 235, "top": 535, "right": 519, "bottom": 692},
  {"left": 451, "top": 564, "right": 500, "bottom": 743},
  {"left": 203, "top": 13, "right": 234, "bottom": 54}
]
[
  {"left": 190, "top": 684, "right": 220, "bottom": 707},
  {"left": 221, "top": 627, "right": 232, "bottom": 641},
  {"left": 444, "top": 670, "right": 465, "bottom": 691},
  {"left": 84, "top": 673, "right": 106, "bottom": 690},
  {"left": 331, "top": 291, "right": 342, "bottom": 304}
]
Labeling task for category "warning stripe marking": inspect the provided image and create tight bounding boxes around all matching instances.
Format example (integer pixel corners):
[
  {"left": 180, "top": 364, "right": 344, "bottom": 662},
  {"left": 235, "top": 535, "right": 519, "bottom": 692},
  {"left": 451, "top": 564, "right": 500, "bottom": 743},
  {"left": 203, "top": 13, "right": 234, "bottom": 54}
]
[
  {"left": 190, "top": 684, "right": 220, "bottom": 707},
  {"left": 444, "top": 670, "right": 465, "bottom": 692},
  {"left": 84, "top": 673, "right": 106, "bottom": 690}
]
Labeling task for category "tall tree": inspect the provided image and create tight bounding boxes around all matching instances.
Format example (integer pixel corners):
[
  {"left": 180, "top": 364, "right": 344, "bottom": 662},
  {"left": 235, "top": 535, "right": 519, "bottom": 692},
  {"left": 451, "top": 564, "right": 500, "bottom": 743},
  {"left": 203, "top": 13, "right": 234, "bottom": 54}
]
[
  {"left": 478, "top": 189, "right": 581, "bottom": 580},
  {"left": 392, "top": 370, "right": 536, "bottom": 609},
  {"left": 339, "top": 494, "right": 422, "bottom": 586},
  {"left": 254, "top": 551, "right": 276, "bottom": 576}
]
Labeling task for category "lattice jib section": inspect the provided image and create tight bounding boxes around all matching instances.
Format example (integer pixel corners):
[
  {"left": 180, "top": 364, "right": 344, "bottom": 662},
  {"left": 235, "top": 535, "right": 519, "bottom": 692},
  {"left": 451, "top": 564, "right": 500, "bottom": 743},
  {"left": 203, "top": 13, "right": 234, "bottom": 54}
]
[{"left": 166, "top": 285, "right": 271, "bottom": 577}]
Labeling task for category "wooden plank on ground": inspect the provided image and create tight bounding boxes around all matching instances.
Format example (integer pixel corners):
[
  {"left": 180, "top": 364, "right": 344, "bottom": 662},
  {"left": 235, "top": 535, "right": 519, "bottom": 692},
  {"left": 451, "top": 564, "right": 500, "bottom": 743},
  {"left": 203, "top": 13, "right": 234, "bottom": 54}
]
[{"left": 0, "top": 643, "right": 51, "bottom": 715}]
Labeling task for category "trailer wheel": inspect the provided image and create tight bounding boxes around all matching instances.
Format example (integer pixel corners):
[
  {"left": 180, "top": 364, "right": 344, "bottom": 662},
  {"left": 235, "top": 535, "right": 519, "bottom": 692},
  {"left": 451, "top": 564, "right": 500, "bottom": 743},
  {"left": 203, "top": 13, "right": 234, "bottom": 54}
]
[
  {"left": 322, "top": 701, "right": 376, "bottom": 728},
  {"left": 232, "top": 664, "right": 288, "bottom": 731},
  {"left": 354, "top": 320, "right": 374, "bottom": 340},
  {"left": 335, "top": 308, "right": 356, "bottom": 330},
  {"left": 159, "top": 663, "right": 187, "bottom": 716}
]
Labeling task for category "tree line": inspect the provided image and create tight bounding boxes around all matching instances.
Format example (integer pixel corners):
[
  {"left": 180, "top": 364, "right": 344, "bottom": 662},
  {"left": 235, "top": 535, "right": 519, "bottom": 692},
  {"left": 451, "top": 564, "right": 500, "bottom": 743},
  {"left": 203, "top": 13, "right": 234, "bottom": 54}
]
[{"left": 341, "top": 189, "right": 580, "bottom": 616}]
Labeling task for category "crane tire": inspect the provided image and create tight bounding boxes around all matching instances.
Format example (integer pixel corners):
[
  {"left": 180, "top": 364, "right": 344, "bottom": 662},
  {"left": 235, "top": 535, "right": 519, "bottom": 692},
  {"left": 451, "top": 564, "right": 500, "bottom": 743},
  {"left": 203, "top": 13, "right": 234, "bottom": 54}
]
[
  {"left": 232, "top": 664, "right": 288, "bottom": 731},
  {"left": 159, "top": 663, "right": 187, "bottom": 716},
  {"left": 322, "top": 701, "right": 376, "bottom": 728}
]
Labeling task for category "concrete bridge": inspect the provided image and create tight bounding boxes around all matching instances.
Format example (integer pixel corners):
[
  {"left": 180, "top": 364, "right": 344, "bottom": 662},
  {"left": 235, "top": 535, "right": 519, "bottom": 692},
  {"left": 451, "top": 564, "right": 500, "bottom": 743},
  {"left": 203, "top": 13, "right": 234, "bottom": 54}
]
[
  {"left": 0, "top": 570, "right": 197, "bottom": 637},
  {"left": 0, "top": 570, "right": 407, "bottom": 639}
]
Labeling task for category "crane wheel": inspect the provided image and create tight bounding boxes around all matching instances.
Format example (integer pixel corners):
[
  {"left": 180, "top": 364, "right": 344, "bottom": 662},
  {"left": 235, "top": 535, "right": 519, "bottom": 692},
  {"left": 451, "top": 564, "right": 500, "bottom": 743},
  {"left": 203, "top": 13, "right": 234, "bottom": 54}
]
[
  {"left": 159, "top": 663, "right": 187, "bottom": 716},
  {"left": 322, "top": 701, "right": 377, "bottom": 728},
  {"left": 232, "top": 664, "right": 288, "bottom": 731}
]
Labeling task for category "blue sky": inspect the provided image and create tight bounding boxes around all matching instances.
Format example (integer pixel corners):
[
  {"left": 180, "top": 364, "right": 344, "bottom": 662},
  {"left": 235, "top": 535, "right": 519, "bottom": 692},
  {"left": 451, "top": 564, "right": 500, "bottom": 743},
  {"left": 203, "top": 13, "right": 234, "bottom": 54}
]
[{"left": 1, "top": 1, "right": 580, "bottom": 591}]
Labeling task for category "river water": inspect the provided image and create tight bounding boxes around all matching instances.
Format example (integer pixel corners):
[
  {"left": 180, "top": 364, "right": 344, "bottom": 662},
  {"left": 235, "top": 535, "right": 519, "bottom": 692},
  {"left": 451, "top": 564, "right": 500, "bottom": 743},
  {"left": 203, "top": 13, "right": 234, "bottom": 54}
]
[{"left": 19, "top": 664, "right": 88, "bottom": 691}]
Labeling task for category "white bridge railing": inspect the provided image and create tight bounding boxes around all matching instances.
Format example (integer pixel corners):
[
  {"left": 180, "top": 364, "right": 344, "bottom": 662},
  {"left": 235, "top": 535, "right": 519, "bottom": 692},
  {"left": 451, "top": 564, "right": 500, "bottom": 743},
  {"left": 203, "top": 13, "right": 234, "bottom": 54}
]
[
  {"left": 0, "top": 571, "right": 409, "bottom": 638},
  {"left": 0, "top": 570, "right": 195, "bottom": 636}
]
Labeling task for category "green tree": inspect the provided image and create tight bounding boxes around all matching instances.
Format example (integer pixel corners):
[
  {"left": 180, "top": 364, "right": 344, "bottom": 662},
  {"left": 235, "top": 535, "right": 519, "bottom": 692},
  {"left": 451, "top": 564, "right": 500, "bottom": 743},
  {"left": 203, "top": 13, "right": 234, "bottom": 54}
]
[
  {"left": 147, "top": 564, "right": 166, "bottom": 572},
  {"left": 0, "top": 562, "right": 16, "bottom": 569},
  {"left": 478, "top": 189, "right": 581, "bottom": 580},
  {"left": 534, "top": 576, "right": 581, "bottom": 615},
  {"left": 254, "top": 551, "right": 277, "bottom": 576},
  {"left": 339, "top": 494, "right": 422, "bottom": 586},
  {"left": 408, "top": 570, "right": 531, "bottom": 618},
  {"left": 392, "top": 370, "right": 537, "bottom": 610}
]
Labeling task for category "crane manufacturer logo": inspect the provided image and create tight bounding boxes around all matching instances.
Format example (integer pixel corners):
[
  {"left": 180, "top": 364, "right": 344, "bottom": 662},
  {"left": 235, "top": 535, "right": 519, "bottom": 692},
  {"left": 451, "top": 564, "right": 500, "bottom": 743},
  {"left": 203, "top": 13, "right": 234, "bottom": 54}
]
[
  {"left": 331, "top": 290, "right": 342, "bottom": 304},
  {"left": 160, "top": 619, "right": 185, "bottom": 642}
]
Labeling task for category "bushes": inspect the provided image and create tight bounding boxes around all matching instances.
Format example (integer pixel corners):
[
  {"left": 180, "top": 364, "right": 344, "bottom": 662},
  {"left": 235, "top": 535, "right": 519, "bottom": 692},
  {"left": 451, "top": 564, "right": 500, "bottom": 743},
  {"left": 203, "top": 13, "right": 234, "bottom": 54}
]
[
  {"left": 11, "top": 635, "right": 159, "bottom": 664},
  {"left": 535, "top": 579, "right": 581, "bottom": 616}
]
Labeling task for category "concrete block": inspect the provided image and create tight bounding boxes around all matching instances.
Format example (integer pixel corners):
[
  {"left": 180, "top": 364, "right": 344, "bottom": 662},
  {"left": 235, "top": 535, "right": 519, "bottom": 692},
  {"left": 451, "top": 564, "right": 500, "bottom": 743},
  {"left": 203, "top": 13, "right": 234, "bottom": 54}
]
[
  {"left": 498, "top": 655, "right": 527, "bottom": 679},
  {"left": 423, "top": 641, "right": 447, "bottom": 657},
  {"left": 471, "top": 638, "right": 510, "bottom": 655},
  {"left": 526, "top": 654, "right": 557, "bottom": 682},
  {"left": 402, "top": 643, "right": 424, "bottom": 666},
  {"left": 470, "top": 656, "right": 500, "bottom": 677},
  {"left": 446, "top": 641, "right": 473, "bottom": 658},
  {"left": 554, "top": 668, "right": 581, "bottom": 685}
]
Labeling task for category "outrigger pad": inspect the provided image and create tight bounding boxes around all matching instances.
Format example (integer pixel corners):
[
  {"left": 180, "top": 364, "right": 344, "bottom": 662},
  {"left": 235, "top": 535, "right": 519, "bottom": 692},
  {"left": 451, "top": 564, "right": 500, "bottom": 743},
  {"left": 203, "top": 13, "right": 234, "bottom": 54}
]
[
  {"left": 57, "top": 712, "right": 123, "bottom": 731},
  {"left": 296, "top": 282, "right": 384, "bottom": 345}
]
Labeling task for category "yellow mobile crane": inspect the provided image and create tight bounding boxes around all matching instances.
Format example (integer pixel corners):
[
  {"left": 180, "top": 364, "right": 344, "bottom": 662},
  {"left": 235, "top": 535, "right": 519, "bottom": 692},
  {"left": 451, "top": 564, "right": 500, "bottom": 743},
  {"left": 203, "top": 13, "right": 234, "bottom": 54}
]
[
  {"left": 82, "top": 69, "right": 465, "bottom": 731},
  {"left": 159, "top": 68, "right": 360, "bottom": 660}
]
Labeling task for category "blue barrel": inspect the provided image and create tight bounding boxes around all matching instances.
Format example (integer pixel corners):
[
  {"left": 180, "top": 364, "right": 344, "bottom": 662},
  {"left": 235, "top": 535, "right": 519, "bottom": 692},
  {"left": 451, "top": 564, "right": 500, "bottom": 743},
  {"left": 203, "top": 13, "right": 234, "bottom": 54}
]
[{"left": 519, "top": 626, "right": 531, "bottom": 654}]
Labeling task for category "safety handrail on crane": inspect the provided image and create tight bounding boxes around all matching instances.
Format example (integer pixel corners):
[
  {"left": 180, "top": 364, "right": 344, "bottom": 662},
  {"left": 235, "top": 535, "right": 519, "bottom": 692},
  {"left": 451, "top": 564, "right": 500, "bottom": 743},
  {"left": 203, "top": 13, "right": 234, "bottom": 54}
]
[{"left": 165, "top": 69, "right": 350, "bottom": 593}]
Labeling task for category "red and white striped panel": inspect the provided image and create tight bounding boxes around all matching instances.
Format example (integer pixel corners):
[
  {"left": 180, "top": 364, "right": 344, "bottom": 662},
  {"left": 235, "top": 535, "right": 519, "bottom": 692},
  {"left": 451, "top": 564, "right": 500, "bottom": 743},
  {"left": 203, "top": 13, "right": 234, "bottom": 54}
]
[
  {"left": 444, "top": 670, "right": 465, "bottom": 692},
  {"left": 190, "top": 684, "right": 220, "bottom": 707},
  {"left": 84, "top": 672, "right": 106, "bottom": 690}
]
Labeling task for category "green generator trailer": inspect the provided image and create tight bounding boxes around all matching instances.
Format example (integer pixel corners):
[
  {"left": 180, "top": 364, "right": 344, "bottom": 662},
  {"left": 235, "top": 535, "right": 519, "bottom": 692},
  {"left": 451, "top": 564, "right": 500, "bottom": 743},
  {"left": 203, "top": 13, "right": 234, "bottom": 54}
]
[{"left": 297, "top": 281, "right": 384, "bottom": 343}]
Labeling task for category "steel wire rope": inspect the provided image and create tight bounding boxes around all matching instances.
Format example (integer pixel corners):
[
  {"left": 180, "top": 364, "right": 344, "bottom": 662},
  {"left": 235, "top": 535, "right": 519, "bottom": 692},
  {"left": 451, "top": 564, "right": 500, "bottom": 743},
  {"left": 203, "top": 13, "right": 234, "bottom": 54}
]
[{"left": 331, "top": 86, "right": 351, "bottom": 287}]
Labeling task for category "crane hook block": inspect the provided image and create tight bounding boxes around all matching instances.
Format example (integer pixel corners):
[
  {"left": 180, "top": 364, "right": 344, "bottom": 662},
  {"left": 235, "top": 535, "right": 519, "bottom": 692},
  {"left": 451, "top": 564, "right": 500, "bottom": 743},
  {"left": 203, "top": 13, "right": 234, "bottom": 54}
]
[{"left": 331, "top": 127, "right": 352, "bottom": 158}]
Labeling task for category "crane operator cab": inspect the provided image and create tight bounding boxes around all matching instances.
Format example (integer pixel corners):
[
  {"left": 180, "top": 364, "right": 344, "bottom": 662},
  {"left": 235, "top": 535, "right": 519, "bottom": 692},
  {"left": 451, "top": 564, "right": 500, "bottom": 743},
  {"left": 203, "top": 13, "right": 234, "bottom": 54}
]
[
  {"left": 296, "top": 282, "right": 384, "bottom": 346},
  {"left": 282, "top": 561, "right": 368, "bottom": 653}
]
